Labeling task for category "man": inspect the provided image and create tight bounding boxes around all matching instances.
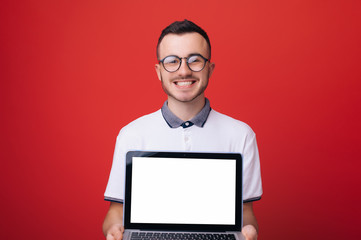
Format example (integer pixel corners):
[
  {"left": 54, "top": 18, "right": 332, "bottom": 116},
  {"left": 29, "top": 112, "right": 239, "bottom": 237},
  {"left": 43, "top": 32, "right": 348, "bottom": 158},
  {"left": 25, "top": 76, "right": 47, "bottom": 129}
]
[{"left": 103, "top": 20, "right": 262, "bottom": 240}]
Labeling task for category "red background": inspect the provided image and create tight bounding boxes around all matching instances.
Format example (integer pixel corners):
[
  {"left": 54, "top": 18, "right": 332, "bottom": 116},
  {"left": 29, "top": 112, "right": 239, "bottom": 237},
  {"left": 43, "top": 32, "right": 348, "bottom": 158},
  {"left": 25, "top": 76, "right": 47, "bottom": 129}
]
[{"left": 1, "top": 0, "right": 360, "bottom": 239}]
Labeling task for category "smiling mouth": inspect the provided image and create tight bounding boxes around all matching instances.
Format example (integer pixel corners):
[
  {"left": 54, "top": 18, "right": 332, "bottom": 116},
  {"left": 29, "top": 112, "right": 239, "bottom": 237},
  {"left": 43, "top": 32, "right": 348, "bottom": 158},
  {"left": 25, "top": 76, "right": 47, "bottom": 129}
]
[{"left": 174, "top": 80, "right": 196, "bottom": 87}]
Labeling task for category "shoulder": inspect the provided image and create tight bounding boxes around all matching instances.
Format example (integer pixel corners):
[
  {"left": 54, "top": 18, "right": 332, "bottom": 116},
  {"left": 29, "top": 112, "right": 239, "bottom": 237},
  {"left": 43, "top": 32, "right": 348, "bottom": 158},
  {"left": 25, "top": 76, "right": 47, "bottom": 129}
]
[
  {"left": 120, "top": 110, "right": 162, "bottom": 133},
  {"left": 207, "top": 109, "right": 255, "bottom": 136},
  {"left": 117, "top": 110, "right": 163, "bottom": 138},
  {"left": 126, "top": 109, "right": 162, "bottom": 128}
]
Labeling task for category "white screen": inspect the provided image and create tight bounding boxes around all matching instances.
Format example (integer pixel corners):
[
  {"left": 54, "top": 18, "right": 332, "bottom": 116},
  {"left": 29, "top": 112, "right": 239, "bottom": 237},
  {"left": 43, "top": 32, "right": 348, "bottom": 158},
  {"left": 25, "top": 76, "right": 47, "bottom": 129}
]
[{"left": 130, "top": 157, "right": 236, "bottom": 225}]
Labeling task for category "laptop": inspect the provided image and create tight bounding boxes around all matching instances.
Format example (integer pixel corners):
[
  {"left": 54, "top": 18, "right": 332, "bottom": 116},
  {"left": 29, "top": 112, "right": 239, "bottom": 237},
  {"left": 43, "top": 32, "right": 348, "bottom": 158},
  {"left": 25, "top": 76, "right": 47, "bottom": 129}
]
[{"left": 123, "top": 151, "right": 245, "bottom": 240}]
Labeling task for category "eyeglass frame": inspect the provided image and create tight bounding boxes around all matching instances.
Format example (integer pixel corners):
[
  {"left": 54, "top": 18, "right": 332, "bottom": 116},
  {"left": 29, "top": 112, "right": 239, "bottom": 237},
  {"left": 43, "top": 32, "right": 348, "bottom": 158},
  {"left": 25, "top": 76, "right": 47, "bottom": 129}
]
[{"left": 158, "top": 54, "right": 210, "bottom": 73}]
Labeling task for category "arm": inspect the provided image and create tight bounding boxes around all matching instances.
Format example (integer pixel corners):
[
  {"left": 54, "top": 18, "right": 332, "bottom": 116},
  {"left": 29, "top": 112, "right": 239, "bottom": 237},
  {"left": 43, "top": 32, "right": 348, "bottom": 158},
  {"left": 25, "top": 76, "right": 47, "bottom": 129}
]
[
  {"left": 103, "top": 202, "right": 124, "bottom": 240},
  {"left": 242, "top": 202, "right": 259, "bottom": 240}
]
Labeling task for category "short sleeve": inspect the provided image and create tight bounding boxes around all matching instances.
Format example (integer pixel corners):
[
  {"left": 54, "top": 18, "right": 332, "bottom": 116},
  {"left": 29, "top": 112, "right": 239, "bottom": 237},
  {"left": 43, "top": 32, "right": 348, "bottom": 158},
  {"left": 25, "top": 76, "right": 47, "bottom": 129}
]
[
  {"left": 104, "top": 130, "right": 127, "bottom": 203},
  {"left": 242, "top": 130, "right": 263, "bottom": 202}
]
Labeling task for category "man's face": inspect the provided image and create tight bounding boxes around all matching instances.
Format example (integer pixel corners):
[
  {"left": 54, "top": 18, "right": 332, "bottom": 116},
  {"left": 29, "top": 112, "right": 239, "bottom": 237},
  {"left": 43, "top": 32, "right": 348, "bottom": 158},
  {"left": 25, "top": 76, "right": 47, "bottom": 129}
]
[{"left": 155, "top": 33, "right": 215, "bottom": 103}]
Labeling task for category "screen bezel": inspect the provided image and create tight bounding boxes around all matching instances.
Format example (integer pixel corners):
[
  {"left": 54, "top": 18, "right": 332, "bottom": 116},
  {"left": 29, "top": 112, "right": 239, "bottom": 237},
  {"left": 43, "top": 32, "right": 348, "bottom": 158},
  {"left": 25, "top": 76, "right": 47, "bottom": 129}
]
[{"left": 124, "top": 151, "right": 243, "bottom": 231}]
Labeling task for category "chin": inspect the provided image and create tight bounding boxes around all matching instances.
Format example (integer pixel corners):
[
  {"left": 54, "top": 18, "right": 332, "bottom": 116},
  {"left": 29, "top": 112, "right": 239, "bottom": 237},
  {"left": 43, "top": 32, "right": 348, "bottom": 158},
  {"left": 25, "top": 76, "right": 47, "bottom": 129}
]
[{"left": 171, "top": 93, "right": 205, "bottom": 103}]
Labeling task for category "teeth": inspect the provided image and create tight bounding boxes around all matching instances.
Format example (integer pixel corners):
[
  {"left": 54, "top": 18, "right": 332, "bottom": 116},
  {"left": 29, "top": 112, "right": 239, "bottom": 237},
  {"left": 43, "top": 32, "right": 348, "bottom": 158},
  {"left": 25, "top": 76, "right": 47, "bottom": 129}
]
[{"left": 176, "top": 81, "right": 193, "bottom": 86}]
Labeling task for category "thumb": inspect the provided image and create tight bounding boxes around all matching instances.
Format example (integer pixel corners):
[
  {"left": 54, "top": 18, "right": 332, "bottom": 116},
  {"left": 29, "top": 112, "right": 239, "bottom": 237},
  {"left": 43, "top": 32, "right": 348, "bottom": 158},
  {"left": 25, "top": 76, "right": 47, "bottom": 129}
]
[
  {"left": 106, "top": 231, "right": 122, "bottom": 240},
  {"left": 106, "top": 233, "right": 115, "bottom": 240},
  {"left": 106, "top": 225, "right": 124, "bottom": 240},
  {"left": 242, "top": 225, "right": 258, "bottom": 240}
]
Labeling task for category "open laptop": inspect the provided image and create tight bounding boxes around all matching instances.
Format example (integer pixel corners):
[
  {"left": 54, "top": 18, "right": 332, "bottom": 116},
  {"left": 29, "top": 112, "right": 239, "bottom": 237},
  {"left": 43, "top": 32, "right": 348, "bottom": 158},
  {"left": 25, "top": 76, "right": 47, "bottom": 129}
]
[{"left": 123, "top": 151, "right": 245, "bottom": 240}]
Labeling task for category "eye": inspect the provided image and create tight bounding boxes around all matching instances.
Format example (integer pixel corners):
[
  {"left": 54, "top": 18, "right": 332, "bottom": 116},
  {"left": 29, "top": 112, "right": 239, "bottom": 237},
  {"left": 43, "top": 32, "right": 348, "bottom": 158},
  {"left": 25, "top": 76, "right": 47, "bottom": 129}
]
[
  {"left": 163, "top": 56, "right": 180, "bottom": 64},
  {"left": 188, "top": 55, "right": 202, "bottom": 64}
]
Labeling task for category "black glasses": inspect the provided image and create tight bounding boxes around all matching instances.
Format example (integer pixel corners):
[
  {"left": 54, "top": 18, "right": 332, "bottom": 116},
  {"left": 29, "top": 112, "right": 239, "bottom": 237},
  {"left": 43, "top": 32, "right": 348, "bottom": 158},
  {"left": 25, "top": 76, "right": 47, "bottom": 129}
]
[{"left": 159, "top": 54, "right": 209, "bottom": 72}]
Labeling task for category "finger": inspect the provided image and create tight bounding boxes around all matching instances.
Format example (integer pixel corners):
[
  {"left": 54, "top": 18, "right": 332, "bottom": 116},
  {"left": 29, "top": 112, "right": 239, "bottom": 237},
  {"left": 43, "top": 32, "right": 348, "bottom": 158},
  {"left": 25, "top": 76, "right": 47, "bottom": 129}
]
[
  {"left": 242, "top": 225, "right": 257, "bottom": 240},
  {"left": 114, "top": 230, "right": 123, "bottom": 240},
  {"left": 106, "top": 233, "right": 115, "bottom": 240}
]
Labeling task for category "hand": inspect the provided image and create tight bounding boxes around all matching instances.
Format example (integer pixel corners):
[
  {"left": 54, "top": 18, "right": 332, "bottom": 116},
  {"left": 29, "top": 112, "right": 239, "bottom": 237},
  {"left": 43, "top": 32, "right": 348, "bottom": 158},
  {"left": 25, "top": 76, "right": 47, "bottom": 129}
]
[
  {"left": 106, "top": 224, "right": 124, "bottom": 240},
  {"left": 242, "top": 225, "right": 258, "bottom": 240}
]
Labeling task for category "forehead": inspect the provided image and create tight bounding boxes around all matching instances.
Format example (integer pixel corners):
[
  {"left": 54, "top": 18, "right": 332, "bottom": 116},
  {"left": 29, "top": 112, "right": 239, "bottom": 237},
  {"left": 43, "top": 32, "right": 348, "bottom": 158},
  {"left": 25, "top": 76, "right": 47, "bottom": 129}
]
[{"left": 158, "top": 33, "right": 209, "bottom": 59}]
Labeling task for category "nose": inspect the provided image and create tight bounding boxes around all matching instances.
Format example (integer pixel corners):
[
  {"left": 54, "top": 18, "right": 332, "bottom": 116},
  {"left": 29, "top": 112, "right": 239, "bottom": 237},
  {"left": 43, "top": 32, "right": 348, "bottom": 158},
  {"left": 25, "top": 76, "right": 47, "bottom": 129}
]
[{"left": 177, "top": 58, "right": 192, "bottom": 76}]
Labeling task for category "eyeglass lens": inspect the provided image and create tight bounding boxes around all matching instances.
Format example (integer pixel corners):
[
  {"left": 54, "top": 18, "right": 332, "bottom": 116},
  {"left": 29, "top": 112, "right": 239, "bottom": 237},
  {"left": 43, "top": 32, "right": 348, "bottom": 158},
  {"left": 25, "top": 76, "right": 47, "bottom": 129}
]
[{"left": 162, "top": 55, "right": 206, "bottom": 72}]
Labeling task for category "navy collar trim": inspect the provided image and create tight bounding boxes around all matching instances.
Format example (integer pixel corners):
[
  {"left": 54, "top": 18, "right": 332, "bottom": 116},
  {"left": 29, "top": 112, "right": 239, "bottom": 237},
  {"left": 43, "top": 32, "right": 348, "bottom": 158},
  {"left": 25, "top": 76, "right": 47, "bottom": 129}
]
[{"left": 161, "top": 99, "right": 211, "bottom": 128}]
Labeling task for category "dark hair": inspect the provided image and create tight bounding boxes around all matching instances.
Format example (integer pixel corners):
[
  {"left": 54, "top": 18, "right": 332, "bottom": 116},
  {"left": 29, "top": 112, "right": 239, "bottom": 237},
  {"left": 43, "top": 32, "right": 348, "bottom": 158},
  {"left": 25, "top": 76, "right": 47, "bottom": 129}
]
[{"left": 156, "top": 19, "right": 211, "bottom": 59}]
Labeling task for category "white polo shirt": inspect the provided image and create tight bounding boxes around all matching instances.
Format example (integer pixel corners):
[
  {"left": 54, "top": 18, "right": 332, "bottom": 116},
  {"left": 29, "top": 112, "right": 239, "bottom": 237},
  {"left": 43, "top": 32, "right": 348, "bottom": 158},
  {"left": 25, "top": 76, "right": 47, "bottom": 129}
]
[{"left": 104, "top": 99, "right": 262, "bottom": 203}]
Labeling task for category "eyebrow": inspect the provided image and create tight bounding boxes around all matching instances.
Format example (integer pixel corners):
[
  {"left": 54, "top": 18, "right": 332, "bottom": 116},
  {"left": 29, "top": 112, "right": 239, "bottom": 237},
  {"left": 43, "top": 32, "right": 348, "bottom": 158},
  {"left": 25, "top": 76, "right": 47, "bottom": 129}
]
[
  {"left": 165, "top": 53, "right": 204, "bottom": 58},
  {"left": 187, "top": 52, "right": 202, "bottom": 57},
  {"left": 159, "top": 53, "right": 209, "bottom": 62}
]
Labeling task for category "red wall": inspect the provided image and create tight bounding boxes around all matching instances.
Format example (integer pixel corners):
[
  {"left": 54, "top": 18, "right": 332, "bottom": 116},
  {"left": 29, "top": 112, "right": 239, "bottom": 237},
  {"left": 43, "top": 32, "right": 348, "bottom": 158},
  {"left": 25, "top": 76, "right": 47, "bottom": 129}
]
[{"left": 1, "top": 1, "right": 360, "bottom": 239}]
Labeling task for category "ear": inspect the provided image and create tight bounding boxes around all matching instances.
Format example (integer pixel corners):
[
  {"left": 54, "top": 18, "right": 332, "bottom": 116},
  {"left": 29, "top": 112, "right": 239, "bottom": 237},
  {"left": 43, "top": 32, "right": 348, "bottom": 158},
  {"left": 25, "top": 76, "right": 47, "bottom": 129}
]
[
  {"left": 155, "top": 63, "right": 162, "bottom": 81},
  {"left": 208, "top": 62, "right": 215, "bottom": 78}
]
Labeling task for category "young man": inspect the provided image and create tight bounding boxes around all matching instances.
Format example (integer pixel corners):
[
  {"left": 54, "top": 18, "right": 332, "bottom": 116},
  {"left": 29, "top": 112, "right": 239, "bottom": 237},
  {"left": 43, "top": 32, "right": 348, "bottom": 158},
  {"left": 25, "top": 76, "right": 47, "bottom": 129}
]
[{"left": 103, "top": 20, "right": 262, "bottom": 240}]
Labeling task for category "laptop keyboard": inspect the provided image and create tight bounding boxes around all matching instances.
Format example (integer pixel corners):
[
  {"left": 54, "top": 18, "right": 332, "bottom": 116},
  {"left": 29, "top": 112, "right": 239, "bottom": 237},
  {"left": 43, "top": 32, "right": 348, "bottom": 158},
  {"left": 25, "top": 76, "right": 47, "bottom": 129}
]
[{"left": 130, "top": 232, "right": 236, "bottom": 240}]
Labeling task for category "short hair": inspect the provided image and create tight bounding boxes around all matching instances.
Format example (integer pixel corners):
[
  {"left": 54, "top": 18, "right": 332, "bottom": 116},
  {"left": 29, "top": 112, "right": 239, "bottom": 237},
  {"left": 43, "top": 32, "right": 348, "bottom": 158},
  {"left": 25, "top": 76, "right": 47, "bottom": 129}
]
[{"left": 156, "top": 19, "right": 211, "bottom": 60}]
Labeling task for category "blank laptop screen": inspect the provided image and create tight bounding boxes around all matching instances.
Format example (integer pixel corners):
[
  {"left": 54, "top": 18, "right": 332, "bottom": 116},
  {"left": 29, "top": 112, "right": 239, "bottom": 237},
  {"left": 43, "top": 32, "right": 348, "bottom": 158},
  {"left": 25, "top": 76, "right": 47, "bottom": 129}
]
[{"left": 130, "top": 156, "right": 237, "bottom": 225}]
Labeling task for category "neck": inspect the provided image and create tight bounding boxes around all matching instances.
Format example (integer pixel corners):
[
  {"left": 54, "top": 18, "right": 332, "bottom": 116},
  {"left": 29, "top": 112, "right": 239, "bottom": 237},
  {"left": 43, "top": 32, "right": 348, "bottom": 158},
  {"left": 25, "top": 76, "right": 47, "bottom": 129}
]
[{"left": 167, "top": 96, "right": 206, "bottom": 121}]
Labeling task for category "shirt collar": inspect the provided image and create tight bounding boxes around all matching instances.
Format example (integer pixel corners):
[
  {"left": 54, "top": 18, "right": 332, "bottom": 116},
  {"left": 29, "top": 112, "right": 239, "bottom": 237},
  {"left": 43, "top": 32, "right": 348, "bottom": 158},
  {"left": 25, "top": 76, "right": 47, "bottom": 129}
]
[{"left": 161, "top": 98, "right": 211, "bottom": 128}]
